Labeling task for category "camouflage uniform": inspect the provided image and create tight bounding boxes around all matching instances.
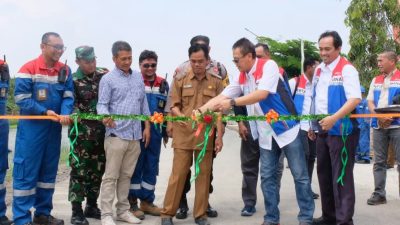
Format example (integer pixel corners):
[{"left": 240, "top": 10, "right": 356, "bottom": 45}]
[{"left": 68, "top": 67, "right": 108, "bottom": 204}]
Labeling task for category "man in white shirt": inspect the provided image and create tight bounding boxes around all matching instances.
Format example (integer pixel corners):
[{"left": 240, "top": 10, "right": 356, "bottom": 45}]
[
  {"left": 310, "top": 31, "right": 361, "bottom": 225},
  {"left": 198, "top": 38, "right": 314, "bottom": 225},
  {"left": 289, "top": 58, "right": 320, "bottom": 200},
  {"left": 366, "top": 50, "right": 400, "bottom": 205}
]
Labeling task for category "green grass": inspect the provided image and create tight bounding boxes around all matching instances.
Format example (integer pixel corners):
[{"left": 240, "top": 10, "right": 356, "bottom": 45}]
[
  {"left": 7, "top": 119, "right": 18, "bottom": 129},
  {"left": 59, "top": 146, "right": 71, "bottom": 166}
]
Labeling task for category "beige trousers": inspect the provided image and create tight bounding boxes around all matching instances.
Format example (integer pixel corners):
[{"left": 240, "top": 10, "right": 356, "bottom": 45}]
[
  {"left": 100, "top": 136, "right": 141, "bottom": 218},
  {"left": 161, "top": 148, "right": 213, "bottom": 219}
]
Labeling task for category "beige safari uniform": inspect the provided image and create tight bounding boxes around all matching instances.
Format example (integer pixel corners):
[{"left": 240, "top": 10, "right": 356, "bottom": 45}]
[{"left": 161, "top": 71, "right": 224, "bottom": 219}]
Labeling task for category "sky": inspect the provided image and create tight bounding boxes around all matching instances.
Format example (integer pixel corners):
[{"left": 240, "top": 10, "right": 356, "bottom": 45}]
[{"left": 0, "top": 0, "right": 352, "bottom": 81}]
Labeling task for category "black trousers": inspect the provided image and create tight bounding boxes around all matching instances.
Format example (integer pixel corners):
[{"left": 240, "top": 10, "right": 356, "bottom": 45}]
[
  {"left": 316, "top": 131, "right": 359, "bottom": 225},
  {"left": 240, "top": 122, "right": 260, "bottom": 207}
]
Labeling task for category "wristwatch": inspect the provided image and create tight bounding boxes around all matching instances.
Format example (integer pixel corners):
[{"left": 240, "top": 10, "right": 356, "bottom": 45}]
[{"left": 230, "top": 99, "right": 236, "bottom": 107}]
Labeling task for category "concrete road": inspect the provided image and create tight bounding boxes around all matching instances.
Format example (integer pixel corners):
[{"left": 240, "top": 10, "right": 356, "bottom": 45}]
[{"left": 5, "top": 127, "right": 400, "bottom": 225}]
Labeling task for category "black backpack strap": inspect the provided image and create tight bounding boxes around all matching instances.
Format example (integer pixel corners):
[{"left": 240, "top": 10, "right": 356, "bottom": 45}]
[
  {"left": 292, "top": 76, "right": 300, "bottom": 99},
  {"left": 277, "top": 78, "right": 298, "bottom": 117}
]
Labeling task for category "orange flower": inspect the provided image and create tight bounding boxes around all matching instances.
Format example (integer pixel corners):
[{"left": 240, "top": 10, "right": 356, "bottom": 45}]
[
  {"left": 265, "top": 109, "right": 279, "bottom": 124},
  {"left": 150, "top": 112, "right": 164, "bottom": 124}
]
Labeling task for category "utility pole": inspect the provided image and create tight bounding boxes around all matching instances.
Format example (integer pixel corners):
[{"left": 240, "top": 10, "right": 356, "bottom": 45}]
[{"left": 244, "top": 28, "right": 259, "bottom": 38}]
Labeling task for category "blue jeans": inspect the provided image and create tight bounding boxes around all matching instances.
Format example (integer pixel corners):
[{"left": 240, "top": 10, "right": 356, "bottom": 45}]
[{"left": 260, "top": 134, "right": 314, "bottom": 224}]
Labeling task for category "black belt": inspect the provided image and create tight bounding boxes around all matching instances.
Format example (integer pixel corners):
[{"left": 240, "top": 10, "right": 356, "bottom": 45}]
[{"left": 110, "top": 133, "right": 117, "bottom": 137}]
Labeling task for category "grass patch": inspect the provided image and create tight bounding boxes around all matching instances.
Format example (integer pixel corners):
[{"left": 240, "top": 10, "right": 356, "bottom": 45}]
[
  {"left": 59, "top": 146, "right": 70, "bottom": 166},
  {"left": 9, "top": 119, "right": 18, "bottom": 129}
]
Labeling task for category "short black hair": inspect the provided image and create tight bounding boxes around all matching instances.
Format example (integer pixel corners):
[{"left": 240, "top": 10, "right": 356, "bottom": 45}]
[
  {"left": 112, "top": 41, "right": 132, "bottom": 57},
  {"left": 41, "top": 32, "right": 61, "bottom": 44},
  {"left": 188, "top": 44, "right": 209, "bottom": 59},
  {"left": 190, "top": 35, "right": 210, "bottom": 47},
  {"left": 255, "top": 43, "right": 270, "bottom": 53},
  {"left": 139, "top": 50, "right": 158, "bottom": 64},
  {"left": 232, "top": 38, "right": 256, "bottom": 59},
  {"left": 318, "top": 31, "right": 342, "bottom": 49},
  {"left": 303, "top": 58, "right": 318, "bottom": 70}
]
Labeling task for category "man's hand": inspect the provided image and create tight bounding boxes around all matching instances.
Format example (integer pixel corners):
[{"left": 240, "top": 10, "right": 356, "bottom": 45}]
[
  {"left": 214, "top": 137, "right": 223, "bottom": 154},
  {"left": 308, "top": 129, "right": 316, "bottom": 141},
  {"left": 166, "top": 121, "right": 173, "bottom": 137},
  {"left": 102, "top": 117, "right": 116, "bottom": 128},
  {"left": 319, "top": 115, "right": 338, "bottom": 131},
  {"left": 214, "top": 99, "right": 231, "bottom": 112},
  {"left": 238, "top": 121, "right": 248, "bottom": 141},
  {"left": 378, "top": 117, "right": 393, "bottom": 129},
  {"left": 46, "top": 110, "right": 60, "bottom": 122},
  {"left": 59, "top": 115, "right": 72, "bottom": 126},
  {"left": 142, "top": 127, "right": 151, "bottom": 148}
]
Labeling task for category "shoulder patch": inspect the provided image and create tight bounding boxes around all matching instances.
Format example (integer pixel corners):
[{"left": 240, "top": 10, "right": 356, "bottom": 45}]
[{"left": 96, "top": 67, "right": 109, "bottom": 74}]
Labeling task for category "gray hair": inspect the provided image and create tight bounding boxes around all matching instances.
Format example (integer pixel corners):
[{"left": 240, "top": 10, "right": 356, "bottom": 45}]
[
  {"left": 41, "top": 32, "right": 61, "bottom": 44},
  {"left": 112, "top": 41, "right": 132, "bottom": 57},
  {"left": 380, "top": 50, "right": 398, "bottom": 63}
]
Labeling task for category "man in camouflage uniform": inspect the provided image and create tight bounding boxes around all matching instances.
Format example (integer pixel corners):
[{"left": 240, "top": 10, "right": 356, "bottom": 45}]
[
  {"left": 68, "top": 46, "right": 108, "bottom": 225},
  {"left": 165, "top": 35, "right": 228, "bottom": 219}
]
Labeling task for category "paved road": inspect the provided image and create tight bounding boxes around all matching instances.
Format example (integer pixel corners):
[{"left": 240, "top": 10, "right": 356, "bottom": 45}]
[{"left": 5, "top": 127, "right": 400, "bottom": 225}]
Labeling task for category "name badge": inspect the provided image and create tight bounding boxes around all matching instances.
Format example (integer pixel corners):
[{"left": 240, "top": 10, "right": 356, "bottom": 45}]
[
  {"left": 158, "top": 99, "right": 165, "bottom": 109},
  {"left": 0, "top": 88, "right": 6, "bottom": 98},
  {"left": 37, "top": 89, "right": 48, "bottom": 101},
  {"left": 183, "top": 84, "right": 192, "bottom": 88}
]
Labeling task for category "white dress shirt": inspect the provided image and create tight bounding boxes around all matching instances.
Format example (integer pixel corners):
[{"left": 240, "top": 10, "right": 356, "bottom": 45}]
[{"left": 222, "top": 58, "right": 299, "bottom": 150}]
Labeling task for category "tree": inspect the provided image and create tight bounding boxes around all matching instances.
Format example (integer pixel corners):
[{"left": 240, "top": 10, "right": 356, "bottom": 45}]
[
  {"left": 345, "top": 0, "right": 400, "bottom": 89},
  {"left": 6, "top": 78, "right": 18, "bottom": 115},
  {"left": 256, "top": 36, "right": 320, "bottom": 78}
]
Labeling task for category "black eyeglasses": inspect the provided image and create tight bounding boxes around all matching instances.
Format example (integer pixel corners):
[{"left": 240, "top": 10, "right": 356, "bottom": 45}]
[
  {"left": 142, "top": 63, "right": 157, "bottom": 68},
  {"left": 44, "top": 43, "right": 66, "bottom": 51},
  {"left": 232, "top": 55, "right": 245, "bottom": 64}
]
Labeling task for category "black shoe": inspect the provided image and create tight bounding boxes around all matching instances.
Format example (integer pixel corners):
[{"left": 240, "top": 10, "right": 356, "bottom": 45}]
[
  {"left": 84, "top": 205, "right": 101, "bottom": 220},
  {"left": 195, "top": 217, "right": 210, "bottom": 225},
  {"left": 161, "top": 217, "right": 174, "bottom": 225},
  {"left": 312, "top": 216, "right": 335, "bottom": 225},
  {"left": 71, "top": 209, "right": 89, "bottom": 225},
  {"left": 0, "top": 216, "right": 13, "bottom": 225},
  {"left": 206, "top": 204, "right": 218, "bottom": 218},
  {"left": 33, "top": 215, "right": 64, "bottom": 225},
  {"left": 356, "top": 159, "right": 370, "bottom": 164},
  {"left": 241, "top": 205, "right": 256, "bottom": 216},
  {"left": 367, "top": 193, "right": 387, "bottom": 205},
  {"left": 175, "top": 198, "right": 188, "bottom": 219},
  {"left": 175, "top": 207, "right": 188, "bottom": 219},
  {"left": 312, "top": 192, "right": 320, "bottom": 199}
]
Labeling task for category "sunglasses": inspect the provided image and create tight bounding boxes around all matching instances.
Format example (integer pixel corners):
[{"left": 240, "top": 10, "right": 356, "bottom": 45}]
[
  {"left": 142, "top": 63, "right": 157, "bottom": 68},
  {"left": 45, "top": 43, "right": 66, "bottom": 51}
]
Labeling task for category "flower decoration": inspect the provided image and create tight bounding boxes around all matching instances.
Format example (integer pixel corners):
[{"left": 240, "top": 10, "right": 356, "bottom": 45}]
[
  {"left": 265, "top": 109, "right": 279, "bottom": 124},
  {"left": 150, "top": 112, "right": 164, "bottom": 124}
]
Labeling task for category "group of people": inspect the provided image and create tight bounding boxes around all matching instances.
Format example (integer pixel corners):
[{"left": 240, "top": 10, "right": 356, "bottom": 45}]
[{"left": 0, "top": 30, "right": 399, "bottom": 225}]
